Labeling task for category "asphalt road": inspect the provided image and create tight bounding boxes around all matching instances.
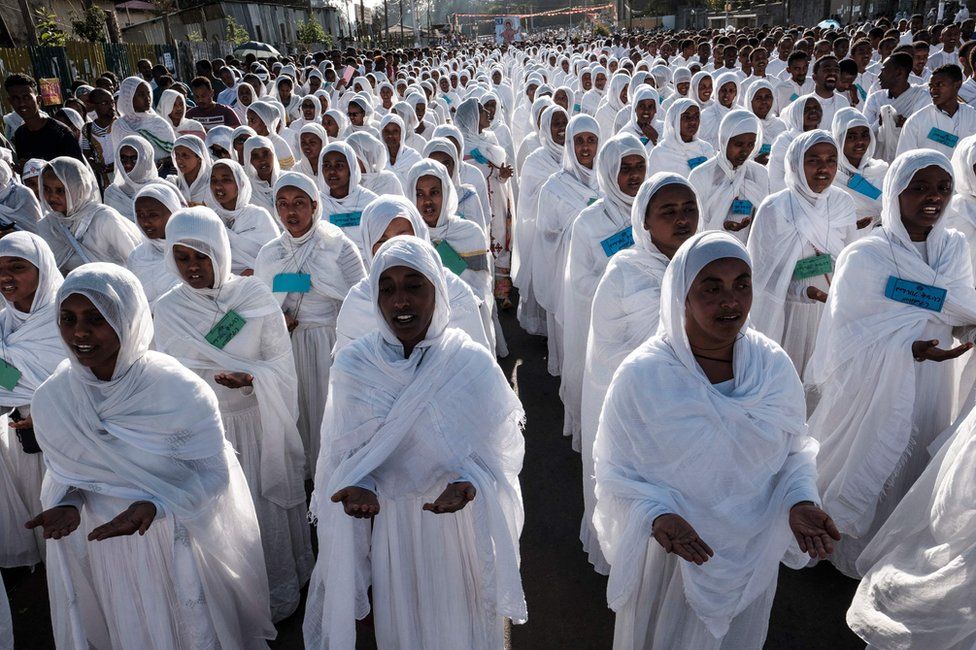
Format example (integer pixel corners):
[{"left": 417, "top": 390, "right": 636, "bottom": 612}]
[{"left": 3, "top": 303, "right": 865, "bottom": 649}]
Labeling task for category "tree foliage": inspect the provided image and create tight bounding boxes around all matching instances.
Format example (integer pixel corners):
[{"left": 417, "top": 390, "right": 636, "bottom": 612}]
[
  {"left": 225, "top": 17, "right": 250, "bottom": 45},
  {"left": 71, "top": 5, "right": 108, "bottom": 42},
  {"left": 35, "top": 8, "right": 67, "bottom": 46},
  {"left": 296, "top": 17, "right": 328, "bottom": 44}
]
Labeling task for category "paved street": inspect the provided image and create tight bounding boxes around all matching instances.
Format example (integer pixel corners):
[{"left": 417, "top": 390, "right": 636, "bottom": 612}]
[{"left": 3, "top": 303, "right": 865, "bottom": 649}]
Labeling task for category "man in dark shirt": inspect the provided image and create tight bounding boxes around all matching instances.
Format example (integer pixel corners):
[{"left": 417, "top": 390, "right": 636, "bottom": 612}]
[
  {"left": 6, "top": 74, "right": 83, "bottom": 173},
  {"left": 185, "top": 76, "right": 241, "bottom": 131}
]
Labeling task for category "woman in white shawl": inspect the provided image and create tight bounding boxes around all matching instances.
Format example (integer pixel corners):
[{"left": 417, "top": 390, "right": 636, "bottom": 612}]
[
  {"left": 688, "top": 110, "right": 769, "bottom": 242},
  {"left": 206, "top": 125, "right": 234, "bottom": 161},
  {"left": 620, "top": 87, "right": 662, "bottom": 148},
  {"left": 303, "top": 235, "right": 526, "bottom": 649},
  {"left": 948, "top": 134, "right": 976, "bottom": 271},
  {"left": 232, "top": 82, "right": 257, "bottom": 123},
  {"left": 533, "top": 114, "right": 601, "bottom": 376},
  {"left": 0, "top": 233, "right": 64, "bottom": 569},
  {"left": 432, "top": 123, "right": 493, "bottom": 226},
  {"left": 512, "top": 105, "right": 565, "bottom": 338},
  {"left": 295, "top": 123, "right": 329, "bottom": 182},
  {"left": 580, "top": 64, "right": 608, "bottom": 116},
  {"left": 345, "top": 131, "right": 404, "bottom": 197},
  {"left": 103, "top": 135, "right": 165, "bottom": 220},
  {"left": 156, "top": 88, "right": 206, "bottom": 140},
  {"left": 806, "top": 150, "right": 976, "bottom": 578},
  {"left": 747, "top": 129, "right": 857, "bottom": 380},
  {"left": 242, "top": 135, "right": 281, "bottom": 214},
  {"left": 255, "top": 172, "right": 365, "bottom": 476},
  {"left": 561, "top": 133, "right": 647, "bottom": 454},
  {"left": 847, "top": 397, "right": 976, "bottom": 649},
  {"left": 422, "top": 136, "right": 486, "bottom": 231},
  {"left": 334, "top": 194, "right": 490, "bottom": 353},
  {"left": 390, "top": 100, "right": 426, "bottom": 152},
  {"left": 515, "top": 96, "right": 554, "bottom": 174},
  {"left": 831, "top": 107, "right": 889, "bottom": 230},
  {"left": 126, "top": 182, "right": 185, "bottom": 306},
  {"left": 204, "top": 159, "right": 279, "bottom": 275},
  {"left": 170, "top": 134, "right": 212, "bottom": 207},
  {"left": 594, "top": 230, "right": 838, "bottom": 650},
  {"left": 317, "top": 141, "right": 380, "bottom": 251},
  {"left": 768, "top": 96, "right": 822, "bottom": 193},
  {"left": 111, "top": 76, "right": 175, "bottom": 162},
  {"left": 283, "top": 94, "right": 323, "bottom": 154},
  {"left": 580, "top": 172, "right": 701, "bottom": 575},
  {"left": 37, "top": 157, "right": 142, "bottom": 272},
  {"left": 270, "top": 75, "right": 302, "bottom": 124},
  {"left": 154, "top": 207, "right": 313, "bottom": 622},
  {"left": 0, "top": 160, "right": 40, "bottom": 234},
  {"left": 346, "top": 95, "right": 381, "bottom": 139},
  {"left": 698, "top": 72, "right": 741, "bottom": 150},
  {"left": 231, "top": 125, "right": 257, "bottom": 165},
  {"left": 28, "top": 263, "right": 274, "bottom": 648},
  {"left": 323, "top": 108, "right": 349, "bottom": 140},
  {"left": 744, "top": 80, "right": 786, "bottom": 164},
  {"left": 646, "top": 99, "right": 715, "bottom": 179},
  {"left": 595, "top": 72, "right": 630, "bottom": 141},
  {"left": 379, "top": 113, "right": 423, "bottom": 190},
  {"left": 245, "top": 101, "right": 296, "bottom": 170}
]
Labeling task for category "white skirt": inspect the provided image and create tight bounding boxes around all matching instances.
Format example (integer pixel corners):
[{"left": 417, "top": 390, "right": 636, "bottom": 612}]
[
  {"left": 0, "top": 572, "right": 11, "bottom": 650},
  {"left": 780, "top": 298, "right": 825, "bottom": 382},
  {"left": 222, "top": 402, "right": 314, "bottom": 622},
  {"left": 0, "top": 415, "right": 45, "bottom": 567},
  {"left": 291, "top": 323, "right": 337, "bottom": 479},
  {"left": 516, "top": 284, "right": 548, "bottom": 337},
  {"left": 613, "top": 539, "right": 776, "bottom": 650}
]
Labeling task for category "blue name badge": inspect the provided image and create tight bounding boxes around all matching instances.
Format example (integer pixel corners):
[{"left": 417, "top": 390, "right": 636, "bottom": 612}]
[
  {"left": 731, "top": 199, "right": 753, "bottom": 215},
  {"left": 855, "top": 83, "right": 867, "bottom": 100},
  {"left": 758, "top": 143, "right": 771, "bottom": 156},
  {"left": 469, "top": 148, "right": 489, "bottom": 165},
  {"left": 848, "top": 173, "right": 882, "bottom": 200},
  {"left": 599, "top": 227, "right": 635, "bottom": 257},
  {"left": 687, "top": 155, "right": 708, "bottom": 170},
  {"left": 789, "top": 92, "right": 799, "bottom": 102},
  {"left": 573, "top": 103, "right": 582, "bottom": 112},
  {"left": 329, "top": 211, "right": 362, "bottom": 227},
  {"left": 272, "top": 272, "right": 312, "bottom": 293},
  {"left": 927, "top": 127, "right": 960, "bottom": 149},
  {"left": 884, "top": 276, "right": 947, "bottom": 312},
  {"left": 640, "top": 136, "right": 649, "bottom": 145}
]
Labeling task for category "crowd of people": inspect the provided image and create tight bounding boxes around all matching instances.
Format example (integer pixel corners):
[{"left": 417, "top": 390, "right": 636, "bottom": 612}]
[{"left": 1, "top": 11, "right": 976, "bottom": 649}]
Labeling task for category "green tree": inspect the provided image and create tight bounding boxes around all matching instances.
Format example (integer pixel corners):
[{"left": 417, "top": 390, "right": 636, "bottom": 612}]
[
  {"left": 225, "top": 16, "right": 249, "bottom": 45},
  {"left": 296, "top": 17, "right": 328, "bottom": 44},
  {"left": 35, "top": 8, "right": 67, "bottom": 46},
  {"left": 71, "top": 5, "right": 108, "bottom": 42},
  {"left": 187, "top": 30, "right": 204, "bottom": 42}
]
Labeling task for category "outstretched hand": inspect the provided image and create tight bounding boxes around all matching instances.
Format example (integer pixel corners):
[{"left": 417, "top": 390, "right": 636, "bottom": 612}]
[
  {"left": 331, "top": 486, "right": 380, "bottom": 518},
  {"left": 652, "top": 513, "right": 714, "bottom": 565},
  {"left": 789, "top": 502, "right": 841, "bottom": 560},
  {"left": 723, "top": 217, "right": 752, "bottom": 232},
  {"left": 806, "top": 286, "right": 828, "bottom": 303},
  {"left": 423, "top": 481, "right": 476, "bottom": 514},
  {"left": 25, "top": 506, "right": 81, "bottom": 540},
  {"left": 912, "top": 339, "right": 973, "bottom": 363},
  {"left": 88, "top": 501, "right": 157, "bottom": 541},
  {"left": 214, "top": 372, "right": 254, "bottom": 389}
]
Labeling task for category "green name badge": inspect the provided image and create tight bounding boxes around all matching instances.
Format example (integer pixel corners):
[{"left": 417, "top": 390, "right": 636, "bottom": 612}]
[
  {"left": 687, "top": 155, "right": 708, "bottom": 170},
  {"left": 793, "top": 253, "right": 834, "bottom": 280},
  {"left": 329, "top": 212, "right": 362, "bottom": 228},
  {"left": 0, "top": 359, "right": 21, "bottom": 391},
  {"left": 435, "top": 240, "right": 469, "bottom": 276},
  {"left": 587, "top": 197, "right": 599, "bottom": 206},
  {"left": 205, "top": 310, "right": 246, "bottom": 350},
  {"left": 789, "top": 92, "right": 799, "bottom": 102},
  {"left": 272, "top": 272, "right": 312, "bottom": 293}
]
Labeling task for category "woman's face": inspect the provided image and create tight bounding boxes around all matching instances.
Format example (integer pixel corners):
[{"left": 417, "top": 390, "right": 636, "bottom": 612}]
[
  {"left": 751, "top": 88, "right": 773, "bottom": 119},
  {"left": 372, "top": 217, "right": 414, "bottom": 254},
  {"left": 377, "top": 265, "right": 436, "bottom": 350},
  {"left": 414, "top": 102, "right": 426, "bottom": 122},
  {"left": 428, "top": 151, "right": 455, "bottom": 178},
  {"left": 726, "top": 132, "right": 757, "bottom": 168},
  {"left": 802, "top": 142, "right": 838, "bottom": 193},
  {"left": 209, "top": 164, "right": 239, "bottom": 210},
  {"left": 247, "top": 110, "right": 269, "bottom": 136},
  {"left": 382, "top": 123, "right": 402, "bottom": 156},
  {"left": 275, "top": 186, "right": 316, "bottom": 238},
  {"left": 684, "top": 257, "right": 752, "bottom": 349},
  {"left": 233, "top": 136, "right": 248, "bottom": 161},
  {"left": 676, "top": 81, "right": 690, "bottom": 96},
  {"left": 697, "top": 77, "right": 713, "bottom": 103},
  {"left": 644, "top": 184, "right": 699, "bottom": 258},
  {"left": 898, "top": 165, "right": 953, "bottom": 240},
  {"left": 173, "top": 145, "right": 201, "bottom": 178},
  {"left": 278, "top": 79, "right": 293, "bottom": 101},
  {"left": 300, "top": 133, "right": 323, "bottom": 166},
  {"left": 323, "top": 114, "right": 339, "bottom": 138},
  {"left": 132, "top": 83, "right": 151, "bottom": 112},
  {"left": 58, "top": 293, "right": 121, "bottom": 381},
  {"left": 249, "top": 147, "right": 275, "bottom": 182},
  {"left": 347, "top": 103, "right": 366, "bottom": 126},
  {"left": 301, "top": 99, "right": 317, "bottom": 120},
  {"left": 679, "top": 106, "right": 701, "bottom": 142},
  {"left": 802, "top": 98, "right": 822, "bottom": 130},
  {"left": 0, "top": 256, "right": 38, "bottom": 312},
  {"left": 554, "top": 90, "right": 569, "bottom": 109},
  {"left": 322, "top": 151, "right": 351, "bottom": 195},
  {"left": 119, "top": 145, "right": 139, "bottom": 174},
  {"left": 415, "top": 174, "right": 443, "bottom": 227},
  {"left": 42, "top": 170, "right": 67, "bottom": 214},
  {"left": 843, "top": 126, "right": 871, "bottom": 166},
  {"left": 172, "top": 244, "right": 216, "bottom": 290},
  {"left": 238, "top": 85, "right": 253, "bottom": 106},
  {"left": 168, "top": 95, "right": 185, "bottom": 124},
  {"left": 134, "top": 196, "right": 170, "bottom": 240},
  {"left": 380, "top": 86, "right": 393, "bottom": 106},
  {"left": 309, "top": 76, "right": 322, "bottom": 93},
  {"left": 718, "top": 81, "right": 737, "bottom": 108},
  {"left": 617, "top": 154, "right": 647, "bottom": 197},
  {"left": 573, "top": 130, "right": 599, "bottom": 169}
]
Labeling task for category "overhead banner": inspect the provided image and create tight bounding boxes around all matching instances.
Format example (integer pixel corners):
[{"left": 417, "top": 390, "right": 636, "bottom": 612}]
[{"left": 495, "top": 17, "right": 523, "bottom": 45}]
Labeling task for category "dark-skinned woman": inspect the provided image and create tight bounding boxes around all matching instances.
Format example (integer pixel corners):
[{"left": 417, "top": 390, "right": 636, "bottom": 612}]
[
  {"left": 204, "top": 159, "right": 279, "bottom": 276},
  {"left": 808, "top": 150, "right": 976, "bottom": 578},
  {"left": 28, "top": 263, "right": 273, "bottom": 647},
  {"left": 154, "top": 207, "right": 313, "bottom": 621},
  {"left": 316, "top": 141, "right": 379, "bottom": 255},
  {"left": 830, "top": 108, "right": 889, "bottom": 231},
  {"left": 304, "top": 235, "right": 526, "bottom": 648},
  {"left": 126, "top": 182, "right": 186, "bottom": 307},
  {"left": 646, "top": 98, "right": 716, "bottom": 179},
  {"left": 595, "top": 231, "right": 839, "bottom": 649},
  {"left": 768, "top": 96, "right": 823, "bottom": 193}
]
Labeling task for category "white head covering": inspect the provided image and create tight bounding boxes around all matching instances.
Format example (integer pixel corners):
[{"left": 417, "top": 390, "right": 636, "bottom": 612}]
[
  {"left": 406, "top": 159, "right": 459, "bottom": 230},
  {"left": 204, "top": 158, "right": 255, "bottom": 222},
  {"left": 0, "top": 159, "right": 41, "bottom": 232},
  {"left": 881, "top": 150, "right": 954, "bottom": 254},
  {"left": 630, "top": 172, "right": 700, "bottom": 254},
  {"left": 21, "top": 159, "right": 45, "bottom": 182},
  {"left": 172, "top": 134, "right": 213, "bottom": 205},
  {"left": 243, "top": 135, "right": 281, "bottom": 211},
  {"left": 205, "top": 125, "right": 235, "bottom": 158},
  {"left": 114, "top": 77, "right": 175, "bottom": 158},
  {"left": 421, "top": 136, "right": 465, "bottom": 188},
  {"left": 596, "top": 132, "right": 648, "bottom": 216},
  {"left": 562, "top": 114, "right": 600, "bottom": 188},
  {"left": 110, "top": 135, "right": 161, "bottom": 200},
  {"left": 323, "top": 109, "right": 350, "bottom": 139},
  {"left": 358, "top": 195, "right": 430, "bottom": 267},
  {"left": 318, "top": 141, "right": 363, "bottom": 196},
  {"left": 296, "top": 122, "right": 329, "bottom": 178}
]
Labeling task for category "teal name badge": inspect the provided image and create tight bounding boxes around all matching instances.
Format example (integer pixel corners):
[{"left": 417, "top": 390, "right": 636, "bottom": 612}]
[
  {"left": 731, "top": 199, "right": 753, "bottom": 215},
  {"left": 758, "top": 143, "right": 771, "bottom": 156},
  {"left": 272, "top": 272, "right": 312, "bottom": 293},
  {"left": 329, "top": 211, "right": 362, "bottom": 228},
  {"left": 205, "top": 310, "right": 246, "bottom": 349},
  {"left": 789, "top": 92, "right": 799, "bottom": 102},
  {"left": 435, "top": 240, "right": 469, "bottom": 276},
  {"left": 443, "top": 95, "right": 453, "bottom": 105},
  {"left": 0, "top": 359, "right": 21, "bottom": 391},
  {"left": 469, "top": 148, "right": 489, "bottom": 165},
  {"left": 687, "top": 156, "right": 708, "bottom": 170},
  {"left": 793, "top": 253, "right": 833, "bottom": 280},
  {"left": 599, "top": 227, "right": 634, "bottom": 257},
  {"left": 640, "top": 136, "right": 649, "bottom": 145},
  {"left": 573, "top": 103, "right": 582, "bottom": 112},
  {"left": 927, "top": 127, "right": 959, "bottom": 149},
  {"left": 587, "top": 197, "right": 599, "bottom": 206},
  {"left": 884, "top": 276, "right": 947, "bottom": 312},
  {"left": 848, "top": 173, "right": 881, "bottom": 200},
  {"left": 855, "top": 83, "right": 867, "bottom": 100}
]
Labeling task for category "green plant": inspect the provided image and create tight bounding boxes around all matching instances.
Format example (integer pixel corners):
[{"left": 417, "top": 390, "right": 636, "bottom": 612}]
[
  {"left": 35, "top": 8, "right": 67, "bottom": 46},
  {"left": 225, "top": 16, "right": 249, "bottom": 45},
  {"left": 296, "top": 17, "right": 328, "bottom": 44},
  {"left": 187, "top": 30, "right": 204, "bottom": 42},
  {"left": 592, "top": 22, "right": 611, "bottom": 37},
  {"left": 71, "top": 5, "right": 107, "bottom": 42}
]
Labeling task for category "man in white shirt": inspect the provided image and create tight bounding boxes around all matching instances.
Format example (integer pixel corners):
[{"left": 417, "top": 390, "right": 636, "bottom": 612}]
[
  {"left": 774, "top": 51, "right": 814, "bottom": 114},
  {"left": 927, "top": 23, "right": 962, "bottom": 70},
  {"left": 767, "top": 35, "right": 794, "bottom": 79},
  {"left": 863, "top": 52, "right": 931, "bottom": 128},
  {"left": 740, "top": 47, "right": 772, "bottom": 103},
  {"left": 897, "top": 63, "right": 976, "bottom": 158},
  {"left": 851, "top": 39, "right": 878, "bottom": 100},
  {"left": 912, "top": 41, "right": 934, "bottom": 83},
  {"left": 800, "top": 55, "right": 850, "bottom": 127}
]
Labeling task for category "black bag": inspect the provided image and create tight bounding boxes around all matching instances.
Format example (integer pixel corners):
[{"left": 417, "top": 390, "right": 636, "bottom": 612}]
[{"left": 11, "top": 408, "right": 40, "bottom": 454}]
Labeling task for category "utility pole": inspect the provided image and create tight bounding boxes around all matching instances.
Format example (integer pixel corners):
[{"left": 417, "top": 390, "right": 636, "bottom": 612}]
[
  {"left": 385, "top": 0, "right": 389, "bottom": 46},
  {"left": 399, "top": 0, "right": 404, "bottom": 47},
  {"left": 17, "top": 0, "right": 35, "bottom": 44},
  {"left": 360, "top": 0, "right": 366, "bottom": 43}
]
